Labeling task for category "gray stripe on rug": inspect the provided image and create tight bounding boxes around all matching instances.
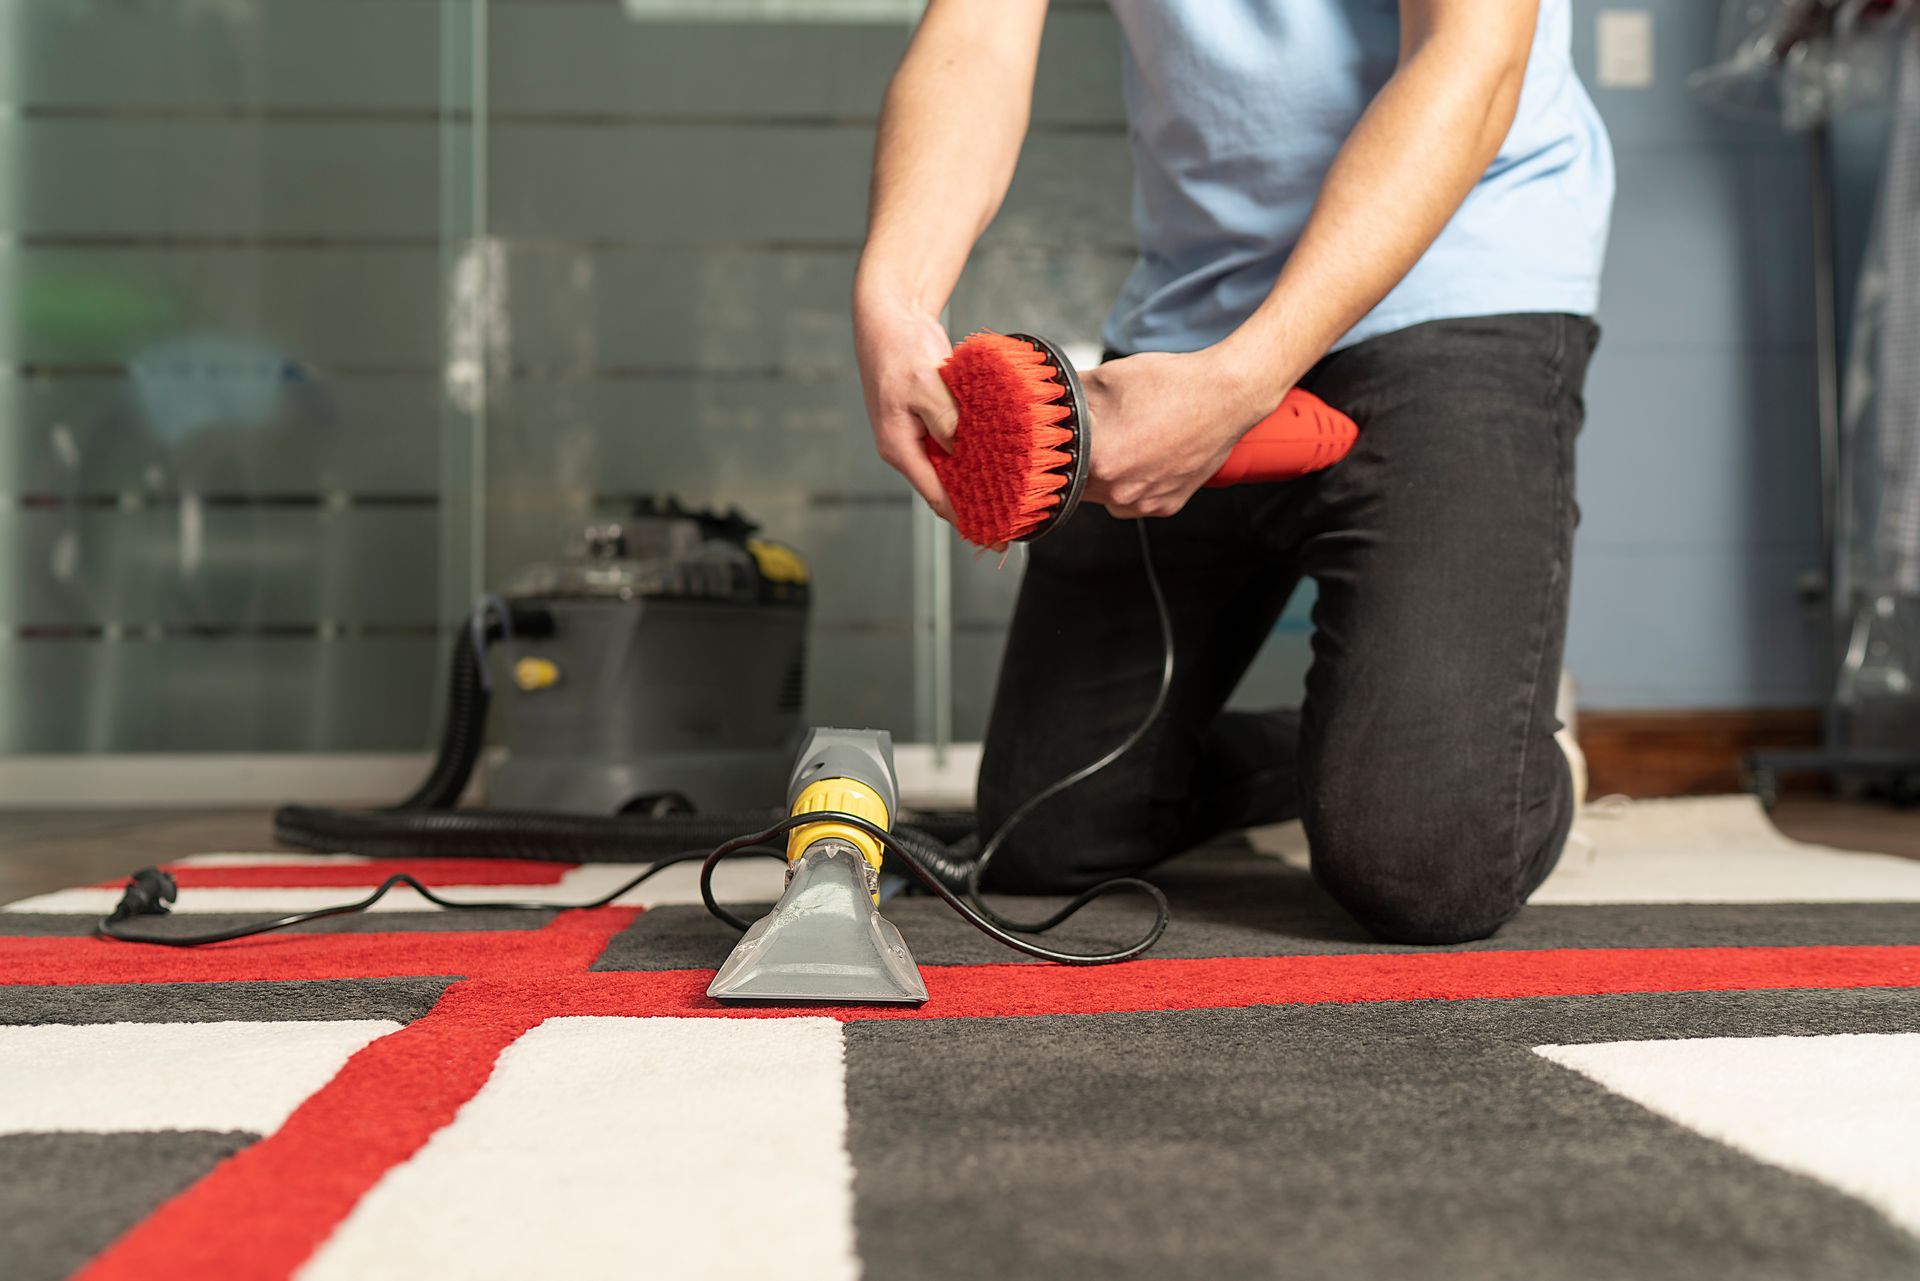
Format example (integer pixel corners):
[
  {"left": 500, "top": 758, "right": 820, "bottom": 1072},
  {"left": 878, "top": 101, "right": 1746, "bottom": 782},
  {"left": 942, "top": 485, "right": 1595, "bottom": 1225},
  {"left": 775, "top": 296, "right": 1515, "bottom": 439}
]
[
  {"left": 0, "top": 977, "right": 450, "bottom": 1026},
  {"left": 3, "top": 1130, "right": 255, "bottom": 1281}
]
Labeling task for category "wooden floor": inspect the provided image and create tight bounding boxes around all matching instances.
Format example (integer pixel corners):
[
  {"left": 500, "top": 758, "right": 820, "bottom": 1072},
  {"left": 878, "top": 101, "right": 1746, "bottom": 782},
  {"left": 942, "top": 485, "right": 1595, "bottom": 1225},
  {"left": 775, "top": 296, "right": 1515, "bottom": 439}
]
[
  {"left": 1767, "top": 796, "right": 1920, "bottom": 860},
  {"left": 0, "top": 810, "right": 277, "bottom": 905},
  {"left": 1, "top": 797, "right": 1916, "bottom": 907}
]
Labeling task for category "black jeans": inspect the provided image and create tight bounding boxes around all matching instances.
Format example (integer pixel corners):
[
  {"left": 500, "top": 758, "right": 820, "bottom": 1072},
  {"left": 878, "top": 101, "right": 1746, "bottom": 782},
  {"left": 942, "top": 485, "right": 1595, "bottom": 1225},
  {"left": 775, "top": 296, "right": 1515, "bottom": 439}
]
[{"left": 977, "top": 313, "right": 1600, "bottom": 945}]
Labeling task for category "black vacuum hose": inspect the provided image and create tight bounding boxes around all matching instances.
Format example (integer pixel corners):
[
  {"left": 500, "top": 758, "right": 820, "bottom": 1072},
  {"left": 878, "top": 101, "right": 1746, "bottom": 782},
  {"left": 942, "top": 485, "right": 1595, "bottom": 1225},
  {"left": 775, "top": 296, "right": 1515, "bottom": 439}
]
[
  {"left": 272, "top": 605, "right": 976, "bottom": 868},
  {"left": 390, "top": 606, "right": 549, "bottom": 811},
  {"left": 273, "top": 802, "right": 971, "bottom": 866}
]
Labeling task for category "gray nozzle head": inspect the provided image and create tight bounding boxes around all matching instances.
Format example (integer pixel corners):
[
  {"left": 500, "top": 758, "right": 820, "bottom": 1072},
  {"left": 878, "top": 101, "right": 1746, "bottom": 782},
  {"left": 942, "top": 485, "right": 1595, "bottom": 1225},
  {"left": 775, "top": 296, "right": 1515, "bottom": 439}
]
[{"left": 707, "top": 841, "right": 927, "bottom": 1005}]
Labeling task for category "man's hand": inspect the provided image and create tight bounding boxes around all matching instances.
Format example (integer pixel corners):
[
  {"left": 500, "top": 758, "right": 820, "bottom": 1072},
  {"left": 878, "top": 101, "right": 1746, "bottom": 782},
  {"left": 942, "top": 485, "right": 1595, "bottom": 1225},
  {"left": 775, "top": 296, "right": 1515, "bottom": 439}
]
[
  {"left": 851, "top": 0, "right": 1047, "bottom": 524},
  {"left": 1082, "top": 347, "right": 1273, "bottom": 520},
  {"left": 853, "top": 296, "right": 957, "bottom": 522}
]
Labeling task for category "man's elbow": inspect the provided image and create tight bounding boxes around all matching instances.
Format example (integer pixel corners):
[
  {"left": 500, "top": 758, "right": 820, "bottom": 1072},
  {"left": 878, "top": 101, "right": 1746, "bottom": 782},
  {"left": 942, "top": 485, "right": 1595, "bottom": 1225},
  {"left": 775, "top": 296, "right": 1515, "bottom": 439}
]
[
  {"left": 1402, "top": 1, "right": 1536, "bottom": 134},
  {"left": 1482, "top": 52, "right": 1528, "bottom": 139},
  {"left": 1438, "top": 38, "right": 1532, "bottom": 151}
]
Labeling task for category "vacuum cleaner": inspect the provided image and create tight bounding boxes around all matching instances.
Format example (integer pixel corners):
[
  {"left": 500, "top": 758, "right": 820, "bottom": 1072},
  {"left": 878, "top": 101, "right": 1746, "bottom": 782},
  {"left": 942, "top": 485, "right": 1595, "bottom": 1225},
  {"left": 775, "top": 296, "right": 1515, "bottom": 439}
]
[
  {"left": 480, "top": 497, "right": 809, "bottom": 817},
  {"left": 272, "top": 498, "right": 967, "bottom": 864}
]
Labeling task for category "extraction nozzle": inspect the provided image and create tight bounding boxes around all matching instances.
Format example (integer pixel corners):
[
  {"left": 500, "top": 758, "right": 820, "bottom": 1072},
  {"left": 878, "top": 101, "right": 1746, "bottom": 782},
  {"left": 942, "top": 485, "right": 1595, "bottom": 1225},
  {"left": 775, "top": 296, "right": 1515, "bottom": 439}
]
[
  {"left": 707, "top": 729, "right": 929, "bottom": 1005},
  {"left": 705, "top": 838, "right": 927, "bottom": 1003}
]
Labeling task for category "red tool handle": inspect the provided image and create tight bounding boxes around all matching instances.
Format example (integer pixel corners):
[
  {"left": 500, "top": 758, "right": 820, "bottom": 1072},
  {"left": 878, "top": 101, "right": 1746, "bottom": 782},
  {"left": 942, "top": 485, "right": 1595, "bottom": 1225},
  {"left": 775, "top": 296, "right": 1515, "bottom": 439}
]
[{"left": 1204, "top": 388, "right": 1358, "bottom": 488}]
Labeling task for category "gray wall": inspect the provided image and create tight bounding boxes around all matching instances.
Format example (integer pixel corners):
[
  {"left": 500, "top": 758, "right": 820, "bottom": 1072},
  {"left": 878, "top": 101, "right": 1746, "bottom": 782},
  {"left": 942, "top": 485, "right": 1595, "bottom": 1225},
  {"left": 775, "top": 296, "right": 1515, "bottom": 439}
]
[{"left": 1566, "top": 0, "right": 1834, "bottom": 709}]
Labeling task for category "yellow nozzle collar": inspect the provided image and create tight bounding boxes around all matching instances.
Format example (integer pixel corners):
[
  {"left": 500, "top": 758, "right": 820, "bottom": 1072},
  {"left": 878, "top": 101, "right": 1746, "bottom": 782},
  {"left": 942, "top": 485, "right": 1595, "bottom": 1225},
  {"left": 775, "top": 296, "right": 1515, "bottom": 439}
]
[{"left": 787, "top": 777, "right": 889, "bottom": 873}]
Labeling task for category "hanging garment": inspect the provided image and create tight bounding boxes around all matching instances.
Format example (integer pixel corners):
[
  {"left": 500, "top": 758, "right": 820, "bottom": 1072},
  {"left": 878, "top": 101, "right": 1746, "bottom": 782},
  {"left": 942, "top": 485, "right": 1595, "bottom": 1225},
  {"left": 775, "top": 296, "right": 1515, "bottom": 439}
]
[{"left": 1873, "top": 21, "right": 1920, "bottom": 592}]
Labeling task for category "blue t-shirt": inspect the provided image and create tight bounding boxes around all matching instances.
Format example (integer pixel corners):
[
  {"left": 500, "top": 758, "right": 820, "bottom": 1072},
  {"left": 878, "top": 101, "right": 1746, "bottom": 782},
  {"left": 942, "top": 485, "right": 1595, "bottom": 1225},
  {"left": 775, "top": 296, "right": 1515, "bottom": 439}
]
[{"left": 1103, "top": 0, "right": 1614, "bottom": 355}]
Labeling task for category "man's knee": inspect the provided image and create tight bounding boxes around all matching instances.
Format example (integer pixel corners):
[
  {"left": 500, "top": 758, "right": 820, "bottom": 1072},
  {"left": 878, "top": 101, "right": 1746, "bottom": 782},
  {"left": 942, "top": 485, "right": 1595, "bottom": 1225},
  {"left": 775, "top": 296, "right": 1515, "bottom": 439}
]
[{"left": 1305, "top": 804, "right": 1533, "bottom": 945}]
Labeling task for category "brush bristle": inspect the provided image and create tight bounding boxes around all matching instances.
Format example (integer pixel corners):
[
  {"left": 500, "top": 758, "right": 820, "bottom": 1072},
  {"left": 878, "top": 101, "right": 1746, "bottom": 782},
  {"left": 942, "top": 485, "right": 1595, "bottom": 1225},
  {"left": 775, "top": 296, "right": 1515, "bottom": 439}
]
[{"left": 929, "top": 332, "right": 1076, "bottom": 546}]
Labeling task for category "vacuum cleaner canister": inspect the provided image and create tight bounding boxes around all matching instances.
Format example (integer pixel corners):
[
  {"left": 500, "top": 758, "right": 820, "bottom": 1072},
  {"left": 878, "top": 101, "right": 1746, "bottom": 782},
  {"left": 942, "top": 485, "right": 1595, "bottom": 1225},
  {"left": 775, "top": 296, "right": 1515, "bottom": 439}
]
[{"left": 490, "top": 499, "right": 812, "bottom": 817}]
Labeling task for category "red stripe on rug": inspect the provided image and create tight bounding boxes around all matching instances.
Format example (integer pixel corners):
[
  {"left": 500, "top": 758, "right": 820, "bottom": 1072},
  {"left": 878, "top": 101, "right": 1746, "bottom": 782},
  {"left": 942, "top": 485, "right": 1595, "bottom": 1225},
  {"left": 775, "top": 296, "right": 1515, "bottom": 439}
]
[
  {"left": 0, "top": 908, "right": 640, "bottom": 987},
  {"left": 90, "top": 860, "right": 578, "bottom": 890},
  {"left": 471, "top": 944, "right": 1920, "bottom": 1022},
  {"left": 7, "top": 934, "right": 1918, "bottom": 1008},
  {"left": 71, "top": 981, "right": 539, "bottom": 1281},
  {"left": 895, "top": 945, "right": 1920, "bottom": 1017}
]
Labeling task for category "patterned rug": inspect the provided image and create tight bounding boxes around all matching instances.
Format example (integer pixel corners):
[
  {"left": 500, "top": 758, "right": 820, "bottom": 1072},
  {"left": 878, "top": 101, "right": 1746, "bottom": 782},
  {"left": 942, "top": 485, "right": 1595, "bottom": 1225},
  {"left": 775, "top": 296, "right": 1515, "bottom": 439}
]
[{"left": 4, "top": 797, "right": 1919, "bottom": 1280}]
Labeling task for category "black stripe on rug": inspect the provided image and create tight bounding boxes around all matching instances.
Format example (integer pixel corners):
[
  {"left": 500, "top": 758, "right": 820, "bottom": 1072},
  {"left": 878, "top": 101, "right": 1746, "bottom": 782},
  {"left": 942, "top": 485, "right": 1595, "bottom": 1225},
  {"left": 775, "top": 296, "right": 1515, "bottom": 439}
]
[
  {"left": 843, "top": 987, "right": 1920, "bottom": 1281},
  {"left": 591, "top": 894, "right": 1920, "bottom": 973},
  {"left": 4, "top": 1130, "right": 256, "bottom": 1281},
  {"left": 0, "top": 978, "right": 451, "bottom": 1026}
]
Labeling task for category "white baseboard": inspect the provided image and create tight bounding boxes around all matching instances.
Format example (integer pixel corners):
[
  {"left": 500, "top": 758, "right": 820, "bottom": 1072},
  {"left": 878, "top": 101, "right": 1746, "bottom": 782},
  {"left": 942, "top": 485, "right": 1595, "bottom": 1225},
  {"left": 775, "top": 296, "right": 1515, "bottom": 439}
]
[{"left": 0, "top": 743, "right": 982, "bottom": 812}]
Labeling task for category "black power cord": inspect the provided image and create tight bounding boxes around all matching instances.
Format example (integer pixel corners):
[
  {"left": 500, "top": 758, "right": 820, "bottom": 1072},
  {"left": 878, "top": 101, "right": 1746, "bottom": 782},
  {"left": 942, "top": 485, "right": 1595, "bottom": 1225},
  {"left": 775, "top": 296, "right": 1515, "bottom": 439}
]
[
  {"left": 96, "top": 819, "right": 1168, "bottom": 965},
  {"left": 96, "top": 519, "right": 1179, "bottom": 965},
  {"left": 95, "top": 848, "right": 781, "bottom": 947},
  {"left": 960, "top": 519, "right": 1174, "bottom": 936},
  {"left": 697, "top": 519, "right": 1176, "bottom": 964}
]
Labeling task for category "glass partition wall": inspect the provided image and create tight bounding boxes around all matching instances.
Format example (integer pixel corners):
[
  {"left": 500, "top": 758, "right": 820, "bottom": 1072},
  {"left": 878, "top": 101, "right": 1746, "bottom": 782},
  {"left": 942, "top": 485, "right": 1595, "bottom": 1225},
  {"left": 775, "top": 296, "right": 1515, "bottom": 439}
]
[
  {"left": 0, "top": 0, "right": 1309, "bottom": 805},
  {"left": 0, "top": 0, "right": 482, "bottom": 798}
]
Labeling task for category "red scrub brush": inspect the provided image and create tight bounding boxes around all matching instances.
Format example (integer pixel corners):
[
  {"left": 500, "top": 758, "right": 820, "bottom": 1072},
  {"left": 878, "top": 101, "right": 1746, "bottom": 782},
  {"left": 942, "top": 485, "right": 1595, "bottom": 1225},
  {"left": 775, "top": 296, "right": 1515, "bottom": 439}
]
[{"left": 930, "top": 332, "right": 1358, "bottom": 547}]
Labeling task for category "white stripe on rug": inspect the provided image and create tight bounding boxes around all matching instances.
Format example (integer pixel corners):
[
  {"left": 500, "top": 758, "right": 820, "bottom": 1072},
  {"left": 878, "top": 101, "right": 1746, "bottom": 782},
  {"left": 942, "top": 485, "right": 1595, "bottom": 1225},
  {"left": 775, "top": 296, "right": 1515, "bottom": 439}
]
[
  {"left": 2, "top": 858, "right": 788, "bottom": 916},
  {"left": 1249, "top": 796, "right": 1920, "bottom": 903},
  {"left": 0, "top": 1021, "right": 399, "bottom": 1134},
  {"left": 298, "top": 1016, "right": 859, "bottom": 1281},
  {"left": 174, "top": 854, "right": 377, "bottom": 867},
  {"left": 1537, "top": 1033, "right": 1920, "bottom": 1236}
]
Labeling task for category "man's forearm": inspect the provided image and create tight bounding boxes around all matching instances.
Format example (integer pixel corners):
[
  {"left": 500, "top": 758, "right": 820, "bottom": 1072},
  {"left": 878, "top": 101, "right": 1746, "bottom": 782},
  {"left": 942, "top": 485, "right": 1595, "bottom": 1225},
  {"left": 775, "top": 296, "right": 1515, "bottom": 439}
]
[
  {"left": 854, "top": 0, "right": 1048, "bottom": 316},
  {"left": 1215, "top": 2, "right": 1537, "bottom": 403}
]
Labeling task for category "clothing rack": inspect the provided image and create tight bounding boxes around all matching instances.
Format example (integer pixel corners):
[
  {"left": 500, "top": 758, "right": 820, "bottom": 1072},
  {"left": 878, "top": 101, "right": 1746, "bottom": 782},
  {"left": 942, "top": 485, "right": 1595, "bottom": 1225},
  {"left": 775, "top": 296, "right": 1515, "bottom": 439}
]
[{"left": 1745, "top": 17, "right": 1920, "bottom": 804}]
